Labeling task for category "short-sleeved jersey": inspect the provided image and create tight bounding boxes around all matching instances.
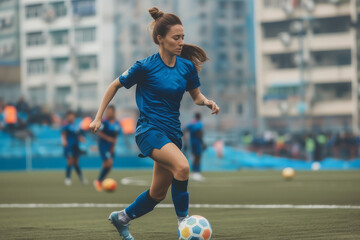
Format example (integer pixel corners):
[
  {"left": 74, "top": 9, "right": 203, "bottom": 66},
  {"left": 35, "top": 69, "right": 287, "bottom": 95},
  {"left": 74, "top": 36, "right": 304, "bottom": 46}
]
[
  {"left": 61, "top": 122, "right": 82, "bottom": 146},
  {"left": 119, "top": 52, "right": 200, "bottom": 139},
  {"left": 186, "top": 120, "right": 204, "bottom": 145},
  {"left": 98, "top": 119, "right": 122, "bottom": 150}
]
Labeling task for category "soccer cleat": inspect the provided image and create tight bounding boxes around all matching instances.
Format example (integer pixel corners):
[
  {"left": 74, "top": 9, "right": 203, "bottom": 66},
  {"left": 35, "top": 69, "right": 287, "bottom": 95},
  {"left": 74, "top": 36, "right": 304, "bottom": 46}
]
[
  {"left": 64, "top": 178, "right": 72, "bottom": 186},
  {"left": 108, "top": 211, "right": 134, "bottom": 240},
  {"left": 178, "top": 215, "right": 190, "bottom": 226},
  {"left": 191, "top": 172, "right": 205, "bottom": 182},
  {"left": 93, "top": 180, "right": 103, "bottom": 192}
]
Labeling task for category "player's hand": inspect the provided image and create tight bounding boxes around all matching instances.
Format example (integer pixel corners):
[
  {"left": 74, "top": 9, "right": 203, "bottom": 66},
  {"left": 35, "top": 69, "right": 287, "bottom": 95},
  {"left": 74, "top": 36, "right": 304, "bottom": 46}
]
[
  {"left": 89, "top": 119, "right": 102, "bottom": 133},
  {"left": 204, "top": 99, "right": 220, "bottom": 114}
]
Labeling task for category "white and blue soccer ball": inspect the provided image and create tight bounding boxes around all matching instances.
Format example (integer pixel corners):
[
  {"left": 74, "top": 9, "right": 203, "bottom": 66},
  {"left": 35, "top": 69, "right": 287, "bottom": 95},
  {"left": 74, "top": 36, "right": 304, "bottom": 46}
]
[{"left": 178, "top": 215, "right": 212, "bottom": 240}]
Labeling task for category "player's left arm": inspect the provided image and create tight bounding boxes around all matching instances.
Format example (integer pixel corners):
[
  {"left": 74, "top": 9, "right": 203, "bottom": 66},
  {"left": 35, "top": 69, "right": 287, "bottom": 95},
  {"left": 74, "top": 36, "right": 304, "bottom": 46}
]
[
  {"left": 110, "top": 133, "right": 118, "bottom": 153},
  {"left": 188, "top": 88, "right": 220, "bottom": 114}
]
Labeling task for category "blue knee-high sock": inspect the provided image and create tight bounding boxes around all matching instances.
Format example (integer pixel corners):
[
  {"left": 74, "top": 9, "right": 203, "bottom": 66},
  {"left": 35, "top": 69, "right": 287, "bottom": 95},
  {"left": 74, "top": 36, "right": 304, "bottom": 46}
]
[
  {"left": 98, "top": 167, "right": 111, "bottom": 182},
  {"left": 125, "top": 190, "right": 159, "bottom": 219},
  {"left": 74, "top": 165, "right": 83, "bottom": 179},
  {"left": 66, "top": 165, "right": 72, "bottom": 179},
  {"left": 171, "top": 178, "right": 189, "bottom": 217}
]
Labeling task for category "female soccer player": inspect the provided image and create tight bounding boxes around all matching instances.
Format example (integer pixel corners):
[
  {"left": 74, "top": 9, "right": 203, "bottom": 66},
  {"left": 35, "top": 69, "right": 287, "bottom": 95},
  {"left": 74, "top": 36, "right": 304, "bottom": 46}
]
[
  {"left": 61, "top": 110, "right": 87, "bottom": 186},
  {"left": 89, "top": 7, "right": 219, "bottom": 239},
  {"left": 184, "top": 112, "right": 205, "bottom": 181},
  {"left": 93, "top": 105, "right": 121, "bottom": 191}
]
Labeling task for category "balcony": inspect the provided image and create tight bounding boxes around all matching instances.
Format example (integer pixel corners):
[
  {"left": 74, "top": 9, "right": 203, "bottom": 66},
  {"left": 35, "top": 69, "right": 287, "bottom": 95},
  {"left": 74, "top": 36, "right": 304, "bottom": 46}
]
[
  {"left": 265, "top": 69, "right": 301, "bottom": 86},
  {"left": 262, "top": 32, "right": 352, "bottom": 55},
  {"left": 310, "top": 66, "right": 353, "bottom": 83},
  {"left": 259, "top": 2, "right": 351, "bottom": 23},
  {"left": 310, "top": 33, "right": 352, "bottom": 51},
  {"left": 310, "top": 100, "right": 353, "bottom": 116}
]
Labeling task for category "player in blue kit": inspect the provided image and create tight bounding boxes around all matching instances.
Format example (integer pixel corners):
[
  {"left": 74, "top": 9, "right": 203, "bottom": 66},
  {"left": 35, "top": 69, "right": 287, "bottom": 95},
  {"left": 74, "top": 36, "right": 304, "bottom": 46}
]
[
  {"left": 61, "top": 111, "right": 87, "bottom": 186},
  {"left": 93, "top": 105, "right": 122, "bottom": 191},
  {"left": 184, "top": 112, "right": 205, "bottom": 182},
  {"left": 89, "top": 7, "right": 219, "bottom": 239}
]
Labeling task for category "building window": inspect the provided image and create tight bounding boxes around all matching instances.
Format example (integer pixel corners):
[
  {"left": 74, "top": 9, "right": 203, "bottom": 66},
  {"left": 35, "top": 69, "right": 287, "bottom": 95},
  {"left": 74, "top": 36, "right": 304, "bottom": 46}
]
[
  {"left": 26, "top": 32, "right": 45, "bottom": 46},
  {"left": 27, "top": 59, "right": 46, "bottom": 75},
  {"left": 237, "top": 104, "right": 243, "bottom": 114},
  {"left": 77, "top": 55, "right": 97, "bottom": 71},
  {"left": 0, "top": 14, "right": 14, "bottom": 30},
  {"left": 236, "top": 52, "right": 243, "bottom": 61},
  {"left": 55, "top": 86, "right": 70, "bottom": 106},
  {"left": 51, "top": 1, "right": 67, "bottom": 18},
  {"left": 233, "top": 1, "right": 244, "bottom": 19},
  {"left": 75, "top": 27, "right": 96, "bottom": 43},
  {"left": 26, "top": 4, "right": 43, "bottom": 19},
  {"left": 51, "top": 30, "right": 68, "bottom": 45},
  {"left": 29, "top": 86, "right": 46, "bottom": 105},
  {"left": 53, "top": 58, "right": 69, "bottom": 73},
  {"left": 72, "top": 0, "right": 96, "bottom": 17}
]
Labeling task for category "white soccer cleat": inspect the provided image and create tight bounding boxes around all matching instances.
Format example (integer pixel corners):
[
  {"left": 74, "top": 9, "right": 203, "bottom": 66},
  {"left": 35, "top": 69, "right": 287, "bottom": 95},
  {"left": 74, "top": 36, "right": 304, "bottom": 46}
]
[
  {"left": 191, "top": 173, "right": 205, "bottom": 182},
  {"left": 64, "top": 178, "right": 72, "bottom": 186}
]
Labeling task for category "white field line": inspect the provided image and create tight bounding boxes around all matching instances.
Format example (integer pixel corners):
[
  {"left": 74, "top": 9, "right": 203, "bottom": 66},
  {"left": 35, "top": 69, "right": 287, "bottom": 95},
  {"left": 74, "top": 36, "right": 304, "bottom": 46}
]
[{"left": 0, "top": 203, "right": 360, "bottom": 209}]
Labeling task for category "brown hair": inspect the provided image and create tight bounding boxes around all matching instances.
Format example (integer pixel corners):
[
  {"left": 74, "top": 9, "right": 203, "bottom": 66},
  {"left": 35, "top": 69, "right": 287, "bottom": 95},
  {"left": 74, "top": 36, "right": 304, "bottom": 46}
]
[{"left": 149, "top": 7, "right": 209, "bottom": 72}]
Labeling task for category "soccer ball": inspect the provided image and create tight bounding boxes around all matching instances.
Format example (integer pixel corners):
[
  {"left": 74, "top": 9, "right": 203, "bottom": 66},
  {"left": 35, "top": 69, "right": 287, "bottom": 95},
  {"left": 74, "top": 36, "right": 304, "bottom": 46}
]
[
  {"left": 178, "top": 215, "right": 212, "bottom": 240},
  {"left": 282, "top": 167, "right": 295, "bottom": 180},
  {"left": 102, "top": 178, "right": 117, "bottom": 192}
]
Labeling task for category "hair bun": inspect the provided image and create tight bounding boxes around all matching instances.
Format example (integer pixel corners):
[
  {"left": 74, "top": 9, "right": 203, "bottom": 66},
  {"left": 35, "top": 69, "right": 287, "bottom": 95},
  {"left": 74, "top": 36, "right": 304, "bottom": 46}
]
[{"left": 149, "top": 7, "right": 164, "bottom": 20}]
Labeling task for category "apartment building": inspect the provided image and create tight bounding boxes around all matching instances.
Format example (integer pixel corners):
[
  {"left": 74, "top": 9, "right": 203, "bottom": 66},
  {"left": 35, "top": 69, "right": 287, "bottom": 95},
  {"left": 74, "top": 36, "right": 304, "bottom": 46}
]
[
  {"left": 256, "top": 0, "right": 360, "bottom": 133},
  {"left": 0, "top": 0, "right": 21, "bottom": 102}
]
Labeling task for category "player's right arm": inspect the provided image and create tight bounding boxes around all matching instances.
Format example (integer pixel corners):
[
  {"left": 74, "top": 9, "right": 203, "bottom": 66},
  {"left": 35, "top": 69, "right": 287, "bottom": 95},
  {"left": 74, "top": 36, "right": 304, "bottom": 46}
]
[
  {"left": 61, "top": 131, "right": 67, "bottom": 147},
  {"left": 89, "top": 79, "right": 123, "bottom": 133},
  {"left": 97, "top": 131, "right": 117, "bottom": 143}
]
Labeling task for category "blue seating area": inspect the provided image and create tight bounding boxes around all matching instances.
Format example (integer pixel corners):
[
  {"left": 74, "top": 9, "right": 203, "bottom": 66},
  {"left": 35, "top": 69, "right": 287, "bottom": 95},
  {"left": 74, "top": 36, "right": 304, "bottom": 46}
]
[{"left": 0, "top": 125, "right": 136, "bottom": 159}]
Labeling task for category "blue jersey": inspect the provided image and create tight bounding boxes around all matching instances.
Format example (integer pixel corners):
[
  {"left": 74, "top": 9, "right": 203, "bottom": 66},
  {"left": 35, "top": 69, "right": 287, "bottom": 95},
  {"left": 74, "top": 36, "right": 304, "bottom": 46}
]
[
  {"left": 98, "top": 119, "right": 121, "bottom": 150},
  {"left": 119, "top": 53, "right": 200, "bottom": 139},
  {"left": 61, "top": 122, "right": 82, "bottom": 147},
  {"left": 186, "top": 120, "right": 204, "bottom": 146}
]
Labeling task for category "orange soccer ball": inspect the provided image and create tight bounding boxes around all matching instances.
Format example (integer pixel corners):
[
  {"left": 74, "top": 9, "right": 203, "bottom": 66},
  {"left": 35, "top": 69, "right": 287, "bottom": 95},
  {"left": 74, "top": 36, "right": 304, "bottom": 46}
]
[{"left": 102, "top": 178, "right": 117, "bottom": 192}]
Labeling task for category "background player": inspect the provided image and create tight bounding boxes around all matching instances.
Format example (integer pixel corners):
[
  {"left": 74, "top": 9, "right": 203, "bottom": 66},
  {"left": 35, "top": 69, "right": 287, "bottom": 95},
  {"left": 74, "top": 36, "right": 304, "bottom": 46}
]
[
  {"left": 89, "top": 7, "right": 219, "bottom": 239},
  {"left": 93, "top": 105, "right": 121, "bottom": 191},
  {"left": 184, "top": 112, "right": 205, "bottom": 181},
  {"left": 61, "top": 110, "right": 87, "bottom": 186}
]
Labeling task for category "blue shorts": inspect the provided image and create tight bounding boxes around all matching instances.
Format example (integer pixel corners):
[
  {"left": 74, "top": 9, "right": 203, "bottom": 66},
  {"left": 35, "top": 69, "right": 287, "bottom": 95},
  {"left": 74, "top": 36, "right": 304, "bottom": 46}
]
[
  {"left": 191, "top": 143, "right": 202, "bottom": 156},
  {"left": 64, "top": 145, "right": 80, "bottom": 158},
  {"left": 135, "top": 128, "right": 182, "bottom": 157},
  {"left": 99, "top": 148, "right": 114, "bottom": 161}
]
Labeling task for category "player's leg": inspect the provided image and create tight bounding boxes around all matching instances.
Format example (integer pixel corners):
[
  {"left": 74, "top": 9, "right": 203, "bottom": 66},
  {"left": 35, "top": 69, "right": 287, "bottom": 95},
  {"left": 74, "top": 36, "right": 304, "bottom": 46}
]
[
  {"left": 65, "top": 156, "right": 73, "bottom": 186},
  {"left": 150, "top": 143, "right": 190, "bottom": 223},
  {"left": 108, "top": 159, "right": 172, "bottom": 240},
  {"left": 94, "top": 156, "right": 113, "bottom": 191},
  {"left": 73, "top": 156, "right": 87, "bottom": 184},
  {"left": 121, "top": 161, "right": 172, "bottom": 221}
]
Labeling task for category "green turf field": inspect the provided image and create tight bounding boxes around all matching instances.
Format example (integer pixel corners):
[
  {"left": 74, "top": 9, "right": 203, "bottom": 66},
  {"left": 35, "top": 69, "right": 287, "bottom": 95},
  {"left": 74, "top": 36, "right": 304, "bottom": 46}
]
[{"left": 0, "top": 170, "right": 359, "bottom": 239}]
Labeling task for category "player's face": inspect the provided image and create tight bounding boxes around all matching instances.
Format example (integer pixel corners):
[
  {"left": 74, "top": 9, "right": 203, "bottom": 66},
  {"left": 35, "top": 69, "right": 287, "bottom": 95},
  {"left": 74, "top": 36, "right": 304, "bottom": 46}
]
[
  {"left": 160, "top": 24, "right": 184, "bottom": 56},
  {"left": 67, "top": 114, "right": 75, "bottom": 123},
  {"left": 106, "top": 108, "right": 115, "bottom": 120}
]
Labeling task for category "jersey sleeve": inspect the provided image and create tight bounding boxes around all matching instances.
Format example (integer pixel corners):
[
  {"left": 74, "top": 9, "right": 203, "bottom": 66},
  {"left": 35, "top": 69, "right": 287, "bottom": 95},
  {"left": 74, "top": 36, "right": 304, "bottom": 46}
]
[
  {"left": 119, "top": 61, "right": 143, "bottom": 89},
  {"left": 186, "top": 63, "right": 200, "bottom": 91}
]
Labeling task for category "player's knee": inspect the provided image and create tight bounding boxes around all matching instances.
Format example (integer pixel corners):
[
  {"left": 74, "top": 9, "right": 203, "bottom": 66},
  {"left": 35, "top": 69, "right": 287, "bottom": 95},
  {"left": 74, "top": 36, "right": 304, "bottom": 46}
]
[
  {"left": 175, "top": 163, "right": 190, "bottom": 180},
  {"left": 104, "top": 159, "right": 113, "bottom": 168},
  {"left": 150, "top": 190, "right": 167, "bottom": 202}
]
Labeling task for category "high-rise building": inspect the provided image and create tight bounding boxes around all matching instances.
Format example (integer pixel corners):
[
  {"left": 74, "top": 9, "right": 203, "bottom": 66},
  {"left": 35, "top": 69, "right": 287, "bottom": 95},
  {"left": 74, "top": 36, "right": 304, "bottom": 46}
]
[
  {"left": 20, "top": 0, "right": 116, "bottom": 112},
  {"left": 179, "top": 0, "right": 256, "bottom": 131},
  {"left": 255, "top": 0, "right": 359, "bottom": 133},
  {"left": 0, "top": 0, "right": 21, "bottom": 103}
]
